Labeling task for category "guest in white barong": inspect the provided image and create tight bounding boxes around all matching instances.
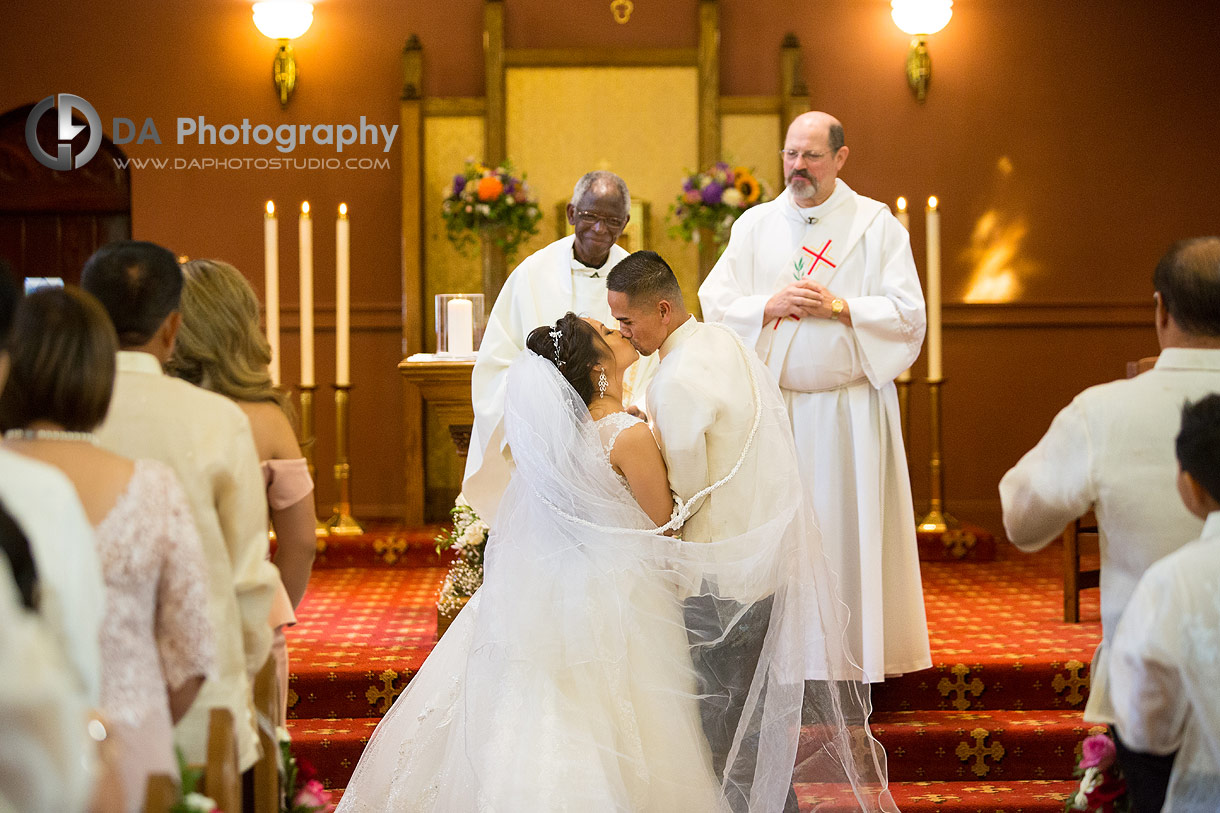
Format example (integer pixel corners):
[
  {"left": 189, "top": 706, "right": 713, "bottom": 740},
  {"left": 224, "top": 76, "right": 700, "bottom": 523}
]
[
  {"left": 699, "top": 111, "right": 931, "bottom": 682},
  {"left": 463, "top": 170, "right": 657, "bottom": 523},
  {"left": 1001, "top": 236, "right": 1220, "bottom": 790},
  {"left": 1110, "top": 394, "right": 1220, "bottom": 813}
]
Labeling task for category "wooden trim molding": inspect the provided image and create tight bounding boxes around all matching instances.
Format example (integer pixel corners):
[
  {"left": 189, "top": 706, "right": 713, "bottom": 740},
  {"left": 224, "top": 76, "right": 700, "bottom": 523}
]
[
  {"left": 720, "top": 96, "right": 780, "bottom": 115},
  {"left": 483, "top": 0, "right": 506, "bottom": 164},
  {"left": 504, "top": 47, "right": 698, "bottom": 67},
  {"left": 424, "top": 97, "right": 486, "bottom": 117},
  {"left": 697, "top": 0, "right": 721, "bottom": 170},
  {"left": 273, "top": 303, "right": 403, "bottom": 331},
  {"left": 943, "top": 302, "right": 1154, "bottom": 328}
]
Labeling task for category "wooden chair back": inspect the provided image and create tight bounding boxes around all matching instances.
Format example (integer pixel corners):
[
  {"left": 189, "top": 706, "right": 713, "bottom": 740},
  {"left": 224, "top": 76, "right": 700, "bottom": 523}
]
[
  {"left": 1063, "top": 356, "right": 1154, "bottom": 622},
  {"left": 142, "top": 773, "right": 177, "bottom": 813},
  {"left": 252, "top": 656, "right": 282, "bottom": 813},
  {"left": 203, "top": 707, "right": 241, "bottom": 813}
]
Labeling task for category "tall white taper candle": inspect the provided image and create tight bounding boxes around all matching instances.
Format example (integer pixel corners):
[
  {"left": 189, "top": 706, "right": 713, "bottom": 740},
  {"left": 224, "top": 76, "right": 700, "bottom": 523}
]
[
  {"left": 264, "top": 201, "right": 280, "bottom": 386},
  {"left": 299, "top": 202, "right": 315, "bottom": 388},
  {"left": 336, "top": 203, "right": 351, "bottom": 386},
  {"left": 925, "top": 196, "right": 942, "bottom": 381}
]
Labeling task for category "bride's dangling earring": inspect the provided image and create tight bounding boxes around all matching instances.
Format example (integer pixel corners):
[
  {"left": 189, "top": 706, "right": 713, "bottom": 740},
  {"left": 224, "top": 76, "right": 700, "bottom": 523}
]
[{"left": 596, "top": 367, "right": 609, "bottom": 399}]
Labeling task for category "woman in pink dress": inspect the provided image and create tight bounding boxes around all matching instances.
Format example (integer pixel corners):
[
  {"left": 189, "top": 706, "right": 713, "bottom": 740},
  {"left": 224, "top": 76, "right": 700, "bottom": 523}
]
[
  {"left": 0, "top": 287, "right": 214, "bottom": 813},
  {"left": 168, "top": 258, "right": 317, "bottom": 722}
]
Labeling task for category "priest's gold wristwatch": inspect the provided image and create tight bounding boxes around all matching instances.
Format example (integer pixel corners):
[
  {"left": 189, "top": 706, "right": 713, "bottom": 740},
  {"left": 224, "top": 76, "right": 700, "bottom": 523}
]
[{"left": 830, "top": 298, "right": 845, "bottom": 319}]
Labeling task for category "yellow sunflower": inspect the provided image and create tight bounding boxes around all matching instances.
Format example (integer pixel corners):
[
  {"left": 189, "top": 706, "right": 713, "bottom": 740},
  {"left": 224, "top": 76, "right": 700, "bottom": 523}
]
[{"left": 734, "top": 168, "right": 761, "bottom": 204}]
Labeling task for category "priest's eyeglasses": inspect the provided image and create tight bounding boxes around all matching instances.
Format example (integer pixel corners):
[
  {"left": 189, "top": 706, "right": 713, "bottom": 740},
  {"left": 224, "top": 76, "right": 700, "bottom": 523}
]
[
  {"left": 574, "top": 210, "right": 627, "bottom": 230},
  {"left": 780, "top": 148, "right": 831, "bottom": 163}
]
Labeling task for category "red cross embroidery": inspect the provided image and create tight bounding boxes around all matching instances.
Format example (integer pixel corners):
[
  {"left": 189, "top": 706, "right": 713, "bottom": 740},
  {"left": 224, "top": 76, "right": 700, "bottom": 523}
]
[{"left": 801, "top": 239, "right": 836, "bottom": 275}]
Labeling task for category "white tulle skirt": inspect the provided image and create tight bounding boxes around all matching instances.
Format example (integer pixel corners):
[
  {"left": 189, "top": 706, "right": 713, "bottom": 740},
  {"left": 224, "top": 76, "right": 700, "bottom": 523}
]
[{"left": 336, "top": 571, "right": 726, "bottom": 812}]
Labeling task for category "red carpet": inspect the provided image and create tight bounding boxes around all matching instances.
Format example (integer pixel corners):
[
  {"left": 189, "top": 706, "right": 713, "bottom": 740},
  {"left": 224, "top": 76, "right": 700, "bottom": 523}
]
[{"left": 286, "top": 527, "right": 1101, "bottom": 811}]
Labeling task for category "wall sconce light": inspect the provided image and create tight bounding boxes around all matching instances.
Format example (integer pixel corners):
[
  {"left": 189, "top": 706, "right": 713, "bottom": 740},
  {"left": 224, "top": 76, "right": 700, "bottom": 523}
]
[
  {"left": 891, "top": 0, "right": 953, "bottom": 102},
  {"left": 252, "top": 0, "right": 314, "bottom": 107}
]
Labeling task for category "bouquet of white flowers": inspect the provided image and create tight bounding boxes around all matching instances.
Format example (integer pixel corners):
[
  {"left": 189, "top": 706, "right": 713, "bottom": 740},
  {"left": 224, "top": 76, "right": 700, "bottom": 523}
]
[{"left": 435, "top": 495, "right": 488, "bottom": 630}]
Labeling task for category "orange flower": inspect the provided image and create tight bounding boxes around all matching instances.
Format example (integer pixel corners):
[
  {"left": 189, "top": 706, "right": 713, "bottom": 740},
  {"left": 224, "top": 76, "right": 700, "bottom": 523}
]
[{"left": 477, "top": 175, "right": 504, "bottom": 202}]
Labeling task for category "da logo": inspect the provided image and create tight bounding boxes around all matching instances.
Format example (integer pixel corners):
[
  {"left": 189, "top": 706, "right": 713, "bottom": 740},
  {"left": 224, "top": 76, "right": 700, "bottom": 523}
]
[{"left": 25, "top": 94, "right": 103, "bottom": 170}]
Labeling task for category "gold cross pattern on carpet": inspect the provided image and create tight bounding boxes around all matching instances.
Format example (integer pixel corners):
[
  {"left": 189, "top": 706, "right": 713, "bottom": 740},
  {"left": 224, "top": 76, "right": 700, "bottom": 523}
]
[
  {"left": 1051, "top": 660, "right": 1088, "bottom": 706},
  {"left": 955, "top": 728, "right": 1005, "bottom": 777},
  {"left": 938, "top": 664, "right": 985, "bottom": 711}
]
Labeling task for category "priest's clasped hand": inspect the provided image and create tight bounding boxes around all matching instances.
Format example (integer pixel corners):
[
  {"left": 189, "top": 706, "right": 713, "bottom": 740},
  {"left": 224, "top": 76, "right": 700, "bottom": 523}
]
[{"left": 763, "top": 279, "right": 850, "bottom": 325}]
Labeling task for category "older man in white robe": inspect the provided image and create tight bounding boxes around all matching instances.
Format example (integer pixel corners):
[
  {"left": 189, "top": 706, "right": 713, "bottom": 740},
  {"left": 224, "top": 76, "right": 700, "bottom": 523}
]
[
  {"left": 463, "top": 171, "right": 656, "bottom": 522},
  {"left": 700, "top": 112, "right": 930, "bottom": 682}
]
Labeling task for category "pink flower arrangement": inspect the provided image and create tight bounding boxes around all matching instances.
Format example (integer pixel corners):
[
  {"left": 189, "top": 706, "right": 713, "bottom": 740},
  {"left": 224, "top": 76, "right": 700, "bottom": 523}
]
[{"left": 1065, "top": 733, "right": 1129, "bottom": 813}]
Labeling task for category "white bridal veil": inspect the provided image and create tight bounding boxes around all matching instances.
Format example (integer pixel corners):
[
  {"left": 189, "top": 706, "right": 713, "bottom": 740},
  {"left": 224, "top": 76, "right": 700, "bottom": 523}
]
[{"left": 338, "top": 344, "right": 895, "bottom": 812}]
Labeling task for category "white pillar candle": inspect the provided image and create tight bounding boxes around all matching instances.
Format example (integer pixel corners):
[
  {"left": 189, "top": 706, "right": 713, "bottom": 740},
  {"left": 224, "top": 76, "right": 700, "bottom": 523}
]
[
  {"left": 925, "top": 196, "right": 942, "bottom": 381},
  {"left": 447, "top": 297, "right": 474, "bottom": 356},
  {"left": 299, "top": 202, "right": 315, "bottom": 387},
  {"left": 336, "top": 203, "right": 351, "bottom": 386},
  {"left": 264, "top": 201, "right": 280, "bottom": 387}
]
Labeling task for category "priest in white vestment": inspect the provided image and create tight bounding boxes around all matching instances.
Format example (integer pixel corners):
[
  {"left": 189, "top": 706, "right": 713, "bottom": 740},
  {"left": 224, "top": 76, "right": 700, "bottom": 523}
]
[
  {"left": 463, "top": 171, "right": 656, "bottom": 522},
  {"left": 700, "top": 112, "right": 930, "bottom": 682}
]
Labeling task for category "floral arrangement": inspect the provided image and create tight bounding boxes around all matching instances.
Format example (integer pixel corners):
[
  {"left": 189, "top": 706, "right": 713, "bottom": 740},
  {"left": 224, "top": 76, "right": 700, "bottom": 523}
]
[
  {"left": 1064, "top": 733, "right": 1129, "bottom": 813},
  {"left": 278, "top": 726, "right": 335, "bottom": 813},
  {"left": 441, "top": 159, "right": 543, "bottom": 262},
  {"left": 669, "top": 162, "right": 768, "bottom": 246},
  {"left": 435, "top": 495, "right": 488, "bottom": 616}
]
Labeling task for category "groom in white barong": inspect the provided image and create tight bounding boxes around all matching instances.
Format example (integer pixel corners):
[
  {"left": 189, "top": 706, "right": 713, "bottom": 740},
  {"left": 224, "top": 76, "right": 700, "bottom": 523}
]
[
  {"left": 609, "top": 251, "right": 896, "bottom": 813},
  {"left": 463, "top": 170, "right": 657, "bottom": 522},
  {"left": 700, "top": 111, "right": 931, "bottom": 682}
]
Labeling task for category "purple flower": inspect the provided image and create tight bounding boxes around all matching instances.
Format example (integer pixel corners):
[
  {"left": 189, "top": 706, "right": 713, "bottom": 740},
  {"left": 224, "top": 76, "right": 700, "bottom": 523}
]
[
  {"left": 452, "top": 174, "right": 467, "bottom": 196},
  {"left": 701, "top": 182, "right": 724, "bottom": 206},
  {"left": 682, "top": 178, "right": 696, "bottom": 192}
]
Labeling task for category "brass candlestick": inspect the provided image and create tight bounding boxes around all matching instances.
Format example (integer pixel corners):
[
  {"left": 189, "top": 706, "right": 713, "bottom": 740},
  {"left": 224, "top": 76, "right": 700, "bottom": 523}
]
[
  {"left": 297, "top": 385, "right": 329, "bottom": 538},
  {"left": 326, "top": 384, "right": 364, "bottom": 536},
  {"left": 917, "top": 378, "right": 958, "bottom": 534}
]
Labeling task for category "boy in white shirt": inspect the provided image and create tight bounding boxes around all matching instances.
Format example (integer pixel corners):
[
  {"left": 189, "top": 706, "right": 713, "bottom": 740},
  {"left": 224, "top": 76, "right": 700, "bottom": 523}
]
[{"left": 1111, "top": 394, "right": 1220, "bottom": 812}]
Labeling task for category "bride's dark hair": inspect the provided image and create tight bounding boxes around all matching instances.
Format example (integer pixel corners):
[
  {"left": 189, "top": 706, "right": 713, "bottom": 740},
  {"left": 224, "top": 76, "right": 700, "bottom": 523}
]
[{"left": 526, "top": 312, "right": 609, "bottom": 406}]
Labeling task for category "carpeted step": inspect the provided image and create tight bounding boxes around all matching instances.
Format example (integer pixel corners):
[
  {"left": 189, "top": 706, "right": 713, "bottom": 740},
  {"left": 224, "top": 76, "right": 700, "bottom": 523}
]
[
  {"left": 872, "top": 656, "right": 1094, "bottom": 714},
  {"left": 796, "top": 779, "right": 1076, "bottom": 812},
  {"left": 310, "top": 523, "right": 450, "bottom": 569},
  {"left": 285, "top": 717, "right": 379, "bottom": 791},
  {"left": 868, "top": 709, "right": 1102, "bottom": 782}
]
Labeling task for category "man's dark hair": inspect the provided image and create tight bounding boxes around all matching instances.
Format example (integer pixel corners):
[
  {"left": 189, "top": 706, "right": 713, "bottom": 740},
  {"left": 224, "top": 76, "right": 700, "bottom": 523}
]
[
  {"left": 1153, "top": 236, "right": 1220, "bottom": 337},
  {"left": 525, "top": 312, "right": 609, "bottom": 406},
  {"left": 0, "top": 287, "right": 117, "bottom": 433},
  {"left": 80, "top": 240, "right": 183, "bottom": 347},
  {"left": 829, "top": 122, "right": 846, "bottom": 153},
  {"left": 1176, "top": 394, "right": 1220, "bottom": 505},
  {"left": 606, "top": 250, "right": 684, "bottom": 306},
  {"left": 0, "top": 259, "right": 20, "bottom": 343}
]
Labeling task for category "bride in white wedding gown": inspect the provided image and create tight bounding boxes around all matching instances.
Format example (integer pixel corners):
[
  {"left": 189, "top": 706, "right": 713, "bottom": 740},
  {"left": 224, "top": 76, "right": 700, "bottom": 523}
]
[{"left": 337, "top": 312, "right": 894, "bottom": 812}]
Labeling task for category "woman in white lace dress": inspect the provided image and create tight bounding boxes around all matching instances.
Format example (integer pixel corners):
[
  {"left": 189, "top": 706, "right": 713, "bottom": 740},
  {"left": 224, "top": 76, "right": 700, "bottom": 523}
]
[{"left": 0, "top": 287, "right": 214, "bottom": 813}]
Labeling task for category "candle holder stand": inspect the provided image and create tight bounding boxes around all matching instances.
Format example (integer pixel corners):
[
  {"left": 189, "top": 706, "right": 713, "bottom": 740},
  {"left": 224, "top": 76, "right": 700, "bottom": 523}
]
[
  {"left": 297, "top": 385, "right": 329, "bottom": 538},
  {"left": 326, "top": 384, "right": 364, "bottom": 536},
  {"left": 917, "top": 378, "right": 958, "bottom": 534}
]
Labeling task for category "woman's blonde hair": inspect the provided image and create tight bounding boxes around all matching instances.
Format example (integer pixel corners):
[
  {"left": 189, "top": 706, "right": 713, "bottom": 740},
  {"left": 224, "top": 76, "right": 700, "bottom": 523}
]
[{"left": 168, "top": 259, "right": 292, "bottom": 418}]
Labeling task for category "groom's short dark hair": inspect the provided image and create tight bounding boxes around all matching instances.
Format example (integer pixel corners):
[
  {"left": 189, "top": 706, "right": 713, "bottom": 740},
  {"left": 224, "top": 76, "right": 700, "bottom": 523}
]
[{"left": 606, "top": 250, "right": 683, "bottom": 305}]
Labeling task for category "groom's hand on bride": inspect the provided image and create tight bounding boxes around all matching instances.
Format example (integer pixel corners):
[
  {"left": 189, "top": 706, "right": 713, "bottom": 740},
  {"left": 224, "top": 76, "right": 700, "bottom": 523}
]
[{"left": 627, "top": 404, "right": 648, "bottom": 421}]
